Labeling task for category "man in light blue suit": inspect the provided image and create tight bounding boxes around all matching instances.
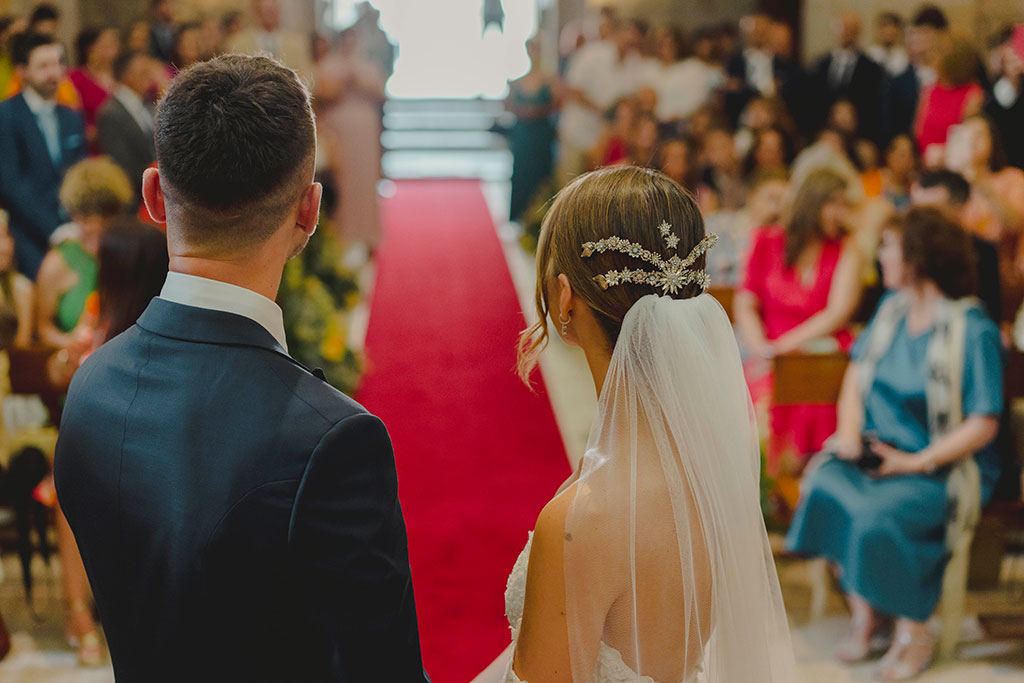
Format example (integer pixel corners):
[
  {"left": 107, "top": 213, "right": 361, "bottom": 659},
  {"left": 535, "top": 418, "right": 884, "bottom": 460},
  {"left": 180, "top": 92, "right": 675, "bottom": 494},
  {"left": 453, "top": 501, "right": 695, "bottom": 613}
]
[{"left": 0, "top": 32, "right": 87, "bottom": 278}]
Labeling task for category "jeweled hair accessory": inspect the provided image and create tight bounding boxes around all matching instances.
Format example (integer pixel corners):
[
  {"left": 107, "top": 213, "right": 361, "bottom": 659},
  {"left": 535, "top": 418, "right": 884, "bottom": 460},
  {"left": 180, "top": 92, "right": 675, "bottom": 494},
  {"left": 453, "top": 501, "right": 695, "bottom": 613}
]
[{"left": 581, "top": 221, "right": 718, "bottom": 295}]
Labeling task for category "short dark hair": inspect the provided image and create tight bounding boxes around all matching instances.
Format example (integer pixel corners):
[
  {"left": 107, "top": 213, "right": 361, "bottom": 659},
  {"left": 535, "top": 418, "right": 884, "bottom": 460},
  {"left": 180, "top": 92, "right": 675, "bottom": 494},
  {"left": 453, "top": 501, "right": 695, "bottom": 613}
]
[
  {"left": 11, "top": 31, "right": 58, "bottom": 66},
  {"left": 155, "top": 54, "right": 315, "bottom": 253},
  {"left": 899, "top": 207, "right": 977, "bottom": 299},
  {"left": 912, "top": 5, "right": 947, "bottom": 30},
  {"left": 113, "top": 49, "right": 146, "bottom": 82},
  {"left": 917, "top": 169, "right": 970, "bottom": 206},
  {"left": 29, "top": 3, "right": 59, "bottom": 27},
  {"left": 877, "top": 12, "right": 904, "bottom": 29}
]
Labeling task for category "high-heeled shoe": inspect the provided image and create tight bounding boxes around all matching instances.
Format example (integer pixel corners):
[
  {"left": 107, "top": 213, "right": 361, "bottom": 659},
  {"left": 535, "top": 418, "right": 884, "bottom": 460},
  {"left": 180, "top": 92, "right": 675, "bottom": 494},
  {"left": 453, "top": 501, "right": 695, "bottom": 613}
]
[
  {"left": 835, "top": 615, "right": 892, "bottom": 664},
  {"left": 875, "top": 631, "right": 935, "bottom": 681}
]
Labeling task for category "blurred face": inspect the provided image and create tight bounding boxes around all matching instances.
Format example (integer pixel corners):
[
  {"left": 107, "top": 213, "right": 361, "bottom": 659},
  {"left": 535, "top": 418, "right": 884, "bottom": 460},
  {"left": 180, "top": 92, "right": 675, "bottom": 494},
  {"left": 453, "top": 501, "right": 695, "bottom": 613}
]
[
  {"left": 837, "top": 13, "right": 862, "bottom": 49},
  {"left": 155, "top": 0, "right": 175, "bottom": 22},
  {"left": 878, "top": 228, "right": 906, "bottom": 289},
  {"left": 255, "top": 0, "right": 281, "bottom": 32},
  {"left": 944, "top": 119, "right": 990, "bottom": 172},
  {"left": 613, "top": 100, "right": 637, "bottom": 132},
  {"left": 876, "top": 21, "right": 902, "bottom": 49},
  {"left": 754, "top": 131, "right": 785, "bottom": 169},
  {"left": 770, "top": 22, "right": 793, "bottom": 57},
  {"left": 655, "top": 29, "right": 678, "bottom": 63},
  {"left": 704, "top": 130, "right": 735, "bottom": 170},
  {"left": 748, "top": 179, "right": 788, "bottom": 226},
  {"left": 634, "top": 87, "right": 657, "bottom": 114},
  {"left": 19, "top": 44, "right": 64, "bottom": 100},
  {"left": 829, "top": 100, "right": 857, "bottom": 134},
  {"left": 661, "top": 141, "right": 689, "bottom": 183},
  {"left": 745, "top": 99, "right": 773, "bottom": 130},
  {"left": 177, "top": 28, "right": 201, "bottom": 66},
  {"left": 617, "top": 24, "right": 643, "bottom": 54},
  {"left": 635, "top": 119, "right": 658, "bottom": 150},
  {"left": 886, "top": 136, "right": 916, "bottom": 177},
  {"left": 129, "top": 22, "right": 151, "bottom": 53},
  {"left": 121, "top": 55, "right": 152, "bottom": 94},
  {"left": 0, "top": 219, "right": 13, "bottom": 273},
  {"left": 906, "top": 25, "right": 937, "bottom": 63},
  {"left": 693, "top": 36, "right": 715, "bottom": 62},
  {"left": 92, "top": 29, "right": 121, "bottom": 67},
  {"left": 32, "top": 19, "right": 57, "bottom": 37},
  {"left": 819, "top": 192, "right": 850, "bottom": 239}
]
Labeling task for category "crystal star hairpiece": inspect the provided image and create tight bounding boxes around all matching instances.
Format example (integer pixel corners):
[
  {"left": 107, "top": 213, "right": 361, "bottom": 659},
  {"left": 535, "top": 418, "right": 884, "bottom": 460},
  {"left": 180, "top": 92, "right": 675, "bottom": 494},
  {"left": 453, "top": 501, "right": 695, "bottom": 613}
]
[{"left": 581, "top": 221, "right": 718, "bottom": 295}]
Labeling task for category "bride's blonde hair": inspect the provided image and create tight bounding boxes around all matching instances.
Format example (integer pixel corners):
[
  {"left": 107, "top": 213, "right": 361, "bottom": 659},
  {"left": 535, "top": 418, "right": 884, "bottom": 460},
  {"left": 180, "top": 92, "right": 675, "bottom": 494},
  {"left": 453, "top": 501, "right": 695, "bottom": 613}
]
[{"left": 517, "top": 166, "right": 707, "bottom": 383}]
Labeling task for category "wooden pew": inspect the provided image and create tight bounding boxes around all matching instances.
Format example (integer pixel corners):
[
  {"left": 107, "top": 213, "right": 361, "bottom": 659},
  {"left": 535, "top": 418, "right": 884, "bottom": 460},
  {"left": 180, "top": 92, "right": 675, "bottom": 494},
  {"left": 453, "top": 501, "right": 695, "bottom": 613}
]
[
  {"left": 7, "top": 347, "right": 62, "bottom": 427},
  {"left": 772, "top": 352, "right": 849, "bottom": 406},
  {"left": 707, "top": 287, "right": 734, "bottom": 322}
]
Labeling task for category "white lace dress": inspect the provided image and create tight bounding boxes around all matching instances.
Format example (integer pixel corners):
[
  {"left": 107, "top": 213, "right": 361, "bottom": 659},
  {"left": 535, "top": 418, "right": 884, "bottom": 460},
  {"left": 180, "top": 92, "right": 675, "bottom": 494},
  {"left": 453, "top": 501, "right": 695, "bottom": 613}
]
[{"left": 502, "top": 534, "right": 701, "bottom": 683}]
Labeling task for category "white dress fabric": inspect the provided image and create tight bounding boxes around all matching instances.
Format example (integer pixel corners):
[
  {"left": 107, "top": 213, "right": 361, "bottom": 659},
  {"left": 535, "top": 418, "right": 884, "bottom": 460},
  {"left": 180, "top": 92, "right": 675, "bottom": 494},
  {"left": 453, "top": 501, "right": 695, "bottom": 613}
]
[{"left": 502, "top": 293, "right": 796, "bottom": 682}]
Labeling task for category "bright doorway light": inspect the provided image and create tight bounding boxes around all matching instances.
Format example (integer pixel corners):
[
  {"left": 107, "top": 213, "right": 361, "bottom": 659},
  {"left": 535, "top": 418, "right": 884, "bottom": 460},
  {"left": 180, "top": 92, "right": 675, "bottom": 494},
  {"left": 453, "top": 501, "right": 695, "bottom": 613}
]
[{"left": 329, "top": 0, "right": 538, "bottom": 98}]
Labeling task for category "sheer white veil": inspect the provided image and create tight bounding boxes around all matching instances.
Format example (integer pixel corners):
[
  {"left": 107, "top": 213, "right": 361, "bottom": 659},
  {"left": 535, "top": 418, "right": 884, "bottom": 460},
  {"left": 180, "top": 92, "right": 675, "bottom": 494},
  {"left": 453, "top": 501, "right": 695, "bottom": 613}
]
[{"left": 563, "top": 292, "right": 795, "bottom": 682}]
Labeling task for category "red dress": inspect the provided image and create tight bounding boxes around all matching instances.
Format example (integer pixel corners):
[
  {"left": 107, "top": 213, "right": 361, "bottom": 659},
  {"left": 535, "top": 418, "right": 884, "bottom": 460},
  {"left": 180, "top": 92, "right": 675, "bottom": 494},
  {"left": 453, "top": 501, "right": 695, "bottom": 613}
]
[
  {"left": 915, "top": 82, "right": 981, "bottom": 158},
  {"left": 740, "top": 225, "right": 852, "bottom": 471},
  {"left": 68, "top": 68, "right": 112, "bottom": 146}
]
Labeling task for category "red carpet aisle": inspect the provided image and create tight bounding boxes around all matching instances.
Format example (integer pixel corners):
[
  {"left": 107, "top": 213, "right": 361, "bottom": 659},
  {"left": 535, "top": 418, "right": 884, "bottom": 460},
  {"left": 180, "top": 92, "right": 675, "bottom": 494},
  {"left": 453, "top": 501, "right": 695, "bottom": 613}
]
[{"left": 357, "top": 180, "right": 570, "bottom": 683}]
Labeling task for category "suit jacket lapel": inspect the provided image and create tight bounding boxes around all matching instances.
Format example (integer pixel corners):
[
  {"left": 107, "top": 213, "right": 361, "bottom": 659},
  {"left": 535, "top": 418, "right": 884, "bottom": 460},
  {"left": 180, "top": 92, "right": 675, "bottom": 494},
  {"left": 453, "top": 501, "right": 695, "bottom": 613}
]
[{"left": 13, "top": 94, "right": 59, "bottom": 175}]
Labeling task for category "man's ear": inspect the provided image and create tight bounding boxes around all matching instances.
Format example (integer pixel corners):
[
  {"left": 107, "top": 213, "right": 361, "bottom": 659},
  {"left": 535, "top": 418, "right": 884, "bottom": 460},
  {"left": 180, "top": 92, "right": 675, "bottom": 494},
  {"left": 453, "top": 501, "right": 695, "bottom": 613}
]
[
  {"left": 296, "top": 182, "right": 322, "bottom": 237},
  {"left": 142, "top": 167, "right": 167, "bottom": 225}
]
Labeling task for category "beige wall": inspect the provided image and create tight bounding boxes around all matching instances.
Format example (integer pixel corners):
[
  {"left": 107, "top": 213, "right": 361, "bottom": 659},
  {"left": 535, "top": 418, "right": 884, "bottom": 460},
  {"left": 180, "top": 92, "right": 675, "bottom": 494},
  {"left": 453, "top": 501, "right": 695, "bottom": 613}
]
[{"left": 802, "top": 0, "right": 1024, "bottom": 63}]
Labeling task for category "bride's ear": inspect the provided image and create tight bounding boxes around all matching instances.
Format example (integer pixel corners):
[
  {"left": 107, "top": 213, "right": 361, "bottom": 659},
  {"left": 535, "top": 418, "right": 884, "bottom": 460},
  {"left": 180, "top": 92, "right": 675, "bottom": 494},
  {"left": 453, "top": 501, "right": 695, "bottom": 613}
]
[{"left": 556, "top": 273, "right": 574, "bottom": 320}]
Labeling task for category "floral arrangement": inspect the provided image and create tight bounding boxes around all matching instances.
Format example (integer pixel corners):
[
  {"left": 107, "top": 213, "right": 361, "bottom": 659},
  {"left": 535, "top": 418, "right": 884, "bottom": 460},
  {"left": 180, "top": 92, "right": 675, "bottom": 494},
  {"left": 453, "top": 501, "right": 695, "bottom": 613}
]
[{"left": 278, "top": 220, "right": 363, "bottom": 394}]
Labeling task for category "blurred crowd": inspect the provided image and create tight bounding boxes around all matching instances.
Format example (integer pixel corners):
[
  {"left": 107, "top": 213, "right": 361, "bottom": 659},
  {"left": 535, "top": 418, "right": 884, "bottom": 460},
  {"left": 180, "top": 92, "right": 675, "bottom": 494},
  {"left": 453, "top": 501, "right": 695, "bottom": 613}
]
[{"left": 0, "top": 0, "right": 392, "bottom": 667}]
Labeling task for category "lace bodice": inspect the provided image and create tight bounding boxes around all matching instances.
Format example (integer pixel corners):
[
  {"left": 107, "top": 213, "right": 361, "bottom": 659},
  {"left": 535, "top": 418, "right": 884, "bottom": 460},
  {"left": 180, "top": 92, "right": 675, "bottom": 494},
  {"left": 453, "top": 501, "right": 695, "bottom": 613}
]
[{"left": 503, "top": 534, "right": 700, "bottom": 683}]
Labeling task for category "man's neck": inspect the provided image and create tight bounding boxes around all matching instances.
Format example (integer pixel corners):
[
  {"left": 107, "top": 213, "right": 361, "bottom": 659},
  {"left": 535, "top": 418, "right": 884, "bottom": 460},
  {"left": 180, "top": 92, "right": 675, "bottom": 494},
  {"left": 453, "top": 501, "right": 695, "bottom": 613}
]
[{"left": 168, "top": 255, "right": 284, "bottom": 302}]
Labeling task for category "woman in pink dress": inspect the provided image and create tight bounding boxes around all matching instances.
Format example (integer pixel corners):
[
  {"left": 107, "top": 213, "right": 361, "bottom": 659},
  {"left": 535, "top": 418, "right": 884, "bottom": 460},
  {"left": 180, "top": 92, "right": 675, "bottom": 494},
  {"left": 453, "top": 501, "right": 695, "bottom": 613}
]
[
  {"left": 735, "top": 168, "right": 864, "bottom": 474},
  {"left": 68, "top": 27, "right": 119, "bottom": 145},
  {"left": 314, "top": 28, "right": 386, "bottom": 248},
  {"left": 915, "top": 35, "right": 984, "bottom": 166}
]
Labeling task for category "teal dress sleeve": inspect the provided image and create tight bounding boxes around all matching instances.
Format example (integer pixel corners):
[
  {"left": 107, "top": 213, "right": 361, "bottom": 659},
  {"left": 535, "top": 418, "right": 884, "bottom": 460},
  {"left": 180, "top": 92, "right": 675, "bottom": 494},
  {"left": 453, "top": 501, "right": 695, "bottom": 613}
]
[{"left": 961, "top": 307, "right": 1003, "bottom": 418}]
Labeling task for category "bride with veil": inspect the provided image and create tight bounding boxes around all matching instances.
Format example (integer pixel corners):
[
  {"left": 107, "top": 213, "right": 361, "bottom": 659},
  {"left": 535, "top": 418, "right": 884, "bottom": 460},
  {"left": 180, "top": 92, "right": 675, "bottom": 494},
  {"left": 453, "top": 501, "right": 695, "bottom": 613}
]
[{"left": 476, "top": 166, "right": 795, "bottom": 682}]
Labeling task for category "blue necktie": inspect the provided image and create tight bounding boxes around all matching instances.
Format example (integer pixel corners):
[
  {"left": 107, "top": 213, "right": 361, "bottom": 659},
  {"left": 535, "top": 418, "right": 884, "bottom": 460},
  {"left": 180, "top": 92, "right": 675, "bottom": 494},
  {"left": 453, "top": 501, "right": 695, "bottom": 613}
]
[{"left": 36, "top": 108, "right": 61, "bottom": 166}]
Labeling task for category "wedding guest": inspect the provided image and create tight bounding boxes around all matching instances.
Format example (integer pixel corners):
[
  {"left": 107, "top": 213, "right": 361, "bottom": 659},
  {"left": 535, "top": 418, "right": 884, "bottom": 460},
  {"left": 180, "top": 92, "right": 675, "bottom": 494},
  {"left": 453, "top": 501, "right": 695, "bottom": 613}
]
[
  {"left": 743, "top": 127, "right": 791, "bottom": 178},
  {"left": 809, "top": 11, "right": 885, "bottom": 145},
  {"left": 68, "top": 28, "right": 119, "bottom": 142},
  {"left": 985, "top": 31, "right": 1024, "bottom": 169},
  {"left": 556, "top": 19, "right": 649, "bottom": 182},
  {"left": 658, "top": 137, "right": 695, "bottom": 189},
  {"left": 884, "top": 6, "right": 945, "bottom": 143},
  {"left": 915, "top": 34, "right": 985, "bottom": 166},
  {"left": 0, "top": 32, "right": 88, "bottom": 278},
  {"left": 697, "top": 127, "right": 746, "bottom": 212},
  {"left": 171, "top": 22, "right": 202, "bottom": 72},
  {"left": 648, "top": 25, "right": 723, "bottom": 127},
  {"left": 97, "top": 51, "right": 157, "bottom": 202},
  {"left": 4, "top": 6, "right": 81, "bottom": 108},
  {"left": 735, "top": 168, "right": 863, "bottom": 472},
  {"left": 704, "top": 168, "right": 788, "bottom": 287},
  {"left": 910, "top": 169, "right": 1001, "bottom": 323},
  {"left": 506, "top": 38, "right": 557, "bottom": 221},
  {"left": 227, "top": 0, "right": 313, "bottom": 82},
  {"left": 862, "top": 133, "right": 917, "bottom": 210},
  {"left": 34, "top": 158, "right": 132, "bottom": 348},
  {"left": 148, "top": 0, "right": 177, "bottom": 64},
  {"left": 867, "top": 11, "right": 909, "bottom": 77},
  {"left": 786, "top": 207, "right": 1001, "bottom": 681},
  {"left": 631, "top": 112, "right": 660, "bottom": 168},
  {"left": 0, "top": 211, "right": 34, "bottom": 348},
  {"left": 724, "top": 14, "right": 776, "bottom": 127},
  {"left": 588, "top": 97, "right": 637, "bottom": 169},
  {"left": 314, "top": 28, "right": 386, "bottom": 247},
  {"left": 126, "top": 20, "right": 151, "bottom": 54}
]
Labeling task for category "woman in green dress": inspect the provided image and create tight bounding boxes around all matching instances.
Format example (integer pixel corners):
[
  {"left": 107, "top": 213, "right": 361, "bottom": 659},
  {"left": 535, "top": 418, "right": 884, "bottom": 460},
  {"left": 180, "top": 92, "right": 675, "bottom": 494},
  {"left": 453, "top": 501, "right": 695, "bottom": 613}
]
[{"left": 35, "top": 157, "right": 133, "bottom": 348}]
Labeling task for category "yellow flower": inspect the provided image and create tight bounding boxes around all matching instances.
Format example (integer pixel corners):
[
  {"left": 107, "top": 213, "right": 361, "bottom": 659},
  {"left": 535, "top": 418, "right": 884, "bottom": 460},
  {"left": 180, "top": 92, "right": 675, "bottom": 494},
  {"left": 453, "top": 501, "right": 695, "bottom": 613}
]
[{"left": 321, "top": 334, "right": 346, "bottom": 363}]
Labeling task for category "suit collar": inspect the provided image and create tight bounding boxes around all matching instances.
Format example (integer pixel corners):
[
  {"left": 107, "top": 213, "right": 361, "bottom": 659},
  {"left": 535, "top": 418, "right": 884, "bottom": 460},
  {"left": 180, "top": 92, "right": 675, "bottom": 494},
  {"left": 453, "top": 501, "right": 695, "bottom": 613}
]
[{"left": 137, "top": 297, "right": 304, "bottom": 369}]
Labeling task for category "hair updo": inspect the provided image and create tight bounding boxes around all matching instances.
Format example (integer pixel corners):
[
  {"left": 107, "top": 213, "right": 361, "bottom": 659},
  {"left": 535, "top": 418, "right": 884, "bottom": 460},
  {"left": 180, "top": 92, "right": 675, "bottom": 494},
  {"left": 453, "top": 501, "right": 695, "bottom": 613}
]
[{"left": 517, "top": 166, "right": 707, "bottom": 383}]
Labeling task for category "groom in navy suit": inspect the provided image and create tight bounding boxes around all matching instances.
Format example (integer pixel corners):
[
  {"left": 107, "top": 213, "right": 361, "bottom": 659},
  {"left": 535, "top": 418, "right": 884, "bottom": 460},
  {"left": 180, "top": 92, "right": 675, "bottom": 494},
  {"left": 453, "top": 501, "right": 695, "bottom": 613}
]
[
  {"left": 0, "top": 32, "right": 87, "bottom": 278},
  {"left": 54, "top": 55, "right": 429, "bottom": 682}
]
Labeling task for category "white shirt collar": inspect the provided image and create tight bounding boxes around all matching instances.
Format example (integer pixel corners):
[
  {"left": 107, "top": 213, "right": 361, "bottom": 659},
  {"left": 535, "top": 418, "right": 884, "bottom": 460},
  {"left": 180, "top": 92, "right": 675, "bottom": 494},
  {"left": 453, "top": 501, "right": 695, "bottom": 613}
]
[
  {"left": 22, "top": 85, "right": 56, "bottom": 114},
  {"left": 159, "top": 272, "right": 289, "bottom": 352}
]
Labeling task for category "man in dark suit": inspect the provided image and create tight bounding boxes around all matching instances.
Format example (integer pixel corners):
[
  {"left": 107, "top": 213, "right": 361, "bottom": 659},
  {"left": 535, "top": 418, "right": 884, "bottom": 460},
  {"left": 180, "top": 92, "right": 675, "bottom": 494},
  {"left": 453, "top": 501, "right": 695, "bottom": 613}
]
[
  {"left": 97, "top": 51, "right": 156, "bottom": 202},
  {"left": 54, "top": 55, "right": 429, "bottom": 682},
  {"left": 985, "top": 35, "right": 1024, "bottom": 171},
  {"left": 807, "top": 11, "right": 885, "bottom": 145},
  {"left": 0, "top": 32, "right": 87, "bottom": 278},
  {"left": 882, "top": 6, "right": 947, "bottom": 145}
]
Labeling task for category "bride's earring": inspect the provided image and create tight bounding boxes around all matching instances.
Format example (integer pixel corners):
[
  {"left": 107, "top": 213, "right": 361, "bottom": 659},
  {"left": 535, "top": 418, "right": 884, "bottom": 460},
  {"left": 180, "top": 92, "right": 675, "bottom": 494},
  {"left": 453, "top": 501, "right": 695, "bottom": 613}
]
[{"left": 559, "top": 313, "right": 571, "bottom": 337}]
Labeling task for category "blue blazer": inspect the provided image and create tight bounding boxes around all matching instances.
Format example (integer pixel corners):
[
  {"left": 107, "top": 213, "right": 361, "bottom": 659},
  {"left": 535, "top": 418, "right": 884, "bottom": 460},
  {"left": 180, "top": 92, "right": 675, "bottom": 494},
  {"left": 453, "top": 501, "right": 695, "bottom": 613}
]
[
  {"left": 54, "top": 298, "right": 429, "bottom": 682},
  {"left": 0, "top": 92, "right": 87, "bottom": 278}
]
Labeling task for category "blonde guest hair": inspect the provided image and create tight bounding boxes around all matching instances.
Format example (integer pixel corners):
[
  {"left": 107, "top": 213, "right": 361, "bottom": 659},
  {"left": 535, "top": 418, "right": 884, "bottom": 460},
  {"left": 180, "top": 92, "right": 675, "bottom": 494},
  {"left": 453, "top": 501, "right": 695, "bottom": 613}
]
[
  {"left": 59, "top": 157, "right": 134, "bottom": 219},
  {"left": 517, "top": 165, "right": 708, "bottom": 383}
]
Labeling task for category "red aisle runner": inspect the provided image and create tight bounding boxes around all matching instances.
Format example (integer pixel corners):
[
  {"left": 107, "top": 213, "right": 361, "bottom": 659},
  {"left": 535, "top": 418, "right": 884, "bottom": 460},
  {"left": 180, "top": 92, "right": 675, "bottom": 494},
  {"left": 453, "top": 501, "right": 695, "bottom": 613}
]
[{"left": 357, "top": 180, "right": 569, "bottom": 683}]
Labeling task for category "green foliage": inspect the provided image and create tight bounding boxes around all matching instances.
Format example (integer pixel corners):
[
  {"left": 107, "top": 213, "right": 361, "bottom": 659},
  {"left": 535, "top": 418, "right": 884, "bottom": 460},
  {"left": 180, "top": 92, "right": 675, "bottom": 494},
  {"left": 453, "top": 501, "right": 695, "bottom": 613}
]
[{"left": 278, "top": 224, "right": 363, "bottom": 394}]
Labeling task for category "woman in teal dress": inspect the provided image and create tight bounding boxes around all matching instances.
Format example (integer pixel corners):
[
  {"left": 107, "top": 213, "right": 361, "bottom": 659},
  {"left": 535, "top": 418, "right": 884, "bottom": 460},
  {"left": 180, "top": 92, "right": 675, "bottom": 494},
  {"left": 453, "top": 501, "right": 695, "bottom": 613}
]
[
  {"left": 506, "top": 38, "right": 558, "bottom": 222},
  {"left": 786, "top": 208, "right": 1003, "bottom": 681}
]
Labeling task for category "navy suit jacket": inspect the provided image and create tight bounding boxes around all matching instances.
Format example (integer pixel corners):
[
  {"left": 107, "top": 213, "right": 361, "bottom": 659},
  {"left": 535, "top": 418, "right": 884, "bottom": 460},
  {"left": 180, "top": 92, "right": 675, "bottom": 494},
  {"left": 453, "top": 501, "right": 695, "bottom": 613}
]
[
  {"left": 0, "top": 92, "right": 87, "bottom": 278},
  {"left": 54, "top": 299, "right": 429, "bottom": 682}
]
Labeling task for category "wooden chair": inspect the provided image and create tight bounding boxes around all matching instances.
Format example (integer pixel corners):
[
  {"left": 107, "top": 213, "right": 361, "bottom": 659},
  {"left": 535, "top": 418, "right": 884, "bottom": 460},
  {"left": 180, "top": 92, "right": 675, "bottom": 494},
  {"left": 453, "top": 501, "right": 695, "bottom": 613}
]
[
  {"left": 7, "top": 347, "right": 62, "bottom": 427},
  {"left": 707, "top": 287, "right": 734, "bottom": 322}
]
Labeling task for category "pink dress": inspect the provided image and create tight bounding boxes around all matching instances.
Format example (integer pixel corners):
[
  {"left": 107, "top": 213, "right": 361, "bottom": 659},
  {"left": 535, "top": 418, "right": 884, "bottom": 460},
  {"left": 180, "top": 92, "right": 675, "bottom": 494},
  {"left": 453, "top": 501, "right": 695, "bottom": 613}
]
[
  {"left": 740, "top": 225, "right": 852, "bottom": 471},
  {"left": 915, "top": 82, "right": 981, "bottom": 158},
  {"left": 68, "top": 68, "right": 112, "bottom": 143}
]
